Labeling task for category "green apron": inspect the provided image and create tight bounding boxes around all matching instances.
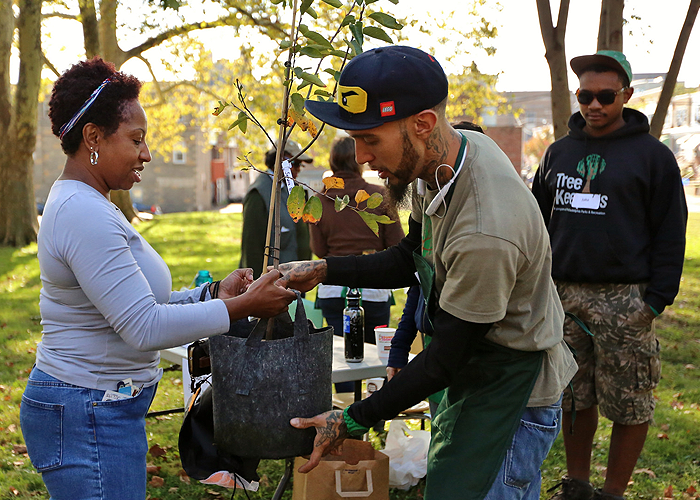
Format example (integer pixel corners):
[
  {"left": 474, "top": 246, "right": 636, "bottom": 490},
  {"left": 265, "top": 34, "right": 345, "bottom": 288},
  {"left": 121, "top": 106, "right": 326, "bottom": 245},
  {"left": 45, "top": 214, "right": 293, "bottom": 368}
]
[{"left": 414, "top": 133, "right": 544, "bottom": 500}]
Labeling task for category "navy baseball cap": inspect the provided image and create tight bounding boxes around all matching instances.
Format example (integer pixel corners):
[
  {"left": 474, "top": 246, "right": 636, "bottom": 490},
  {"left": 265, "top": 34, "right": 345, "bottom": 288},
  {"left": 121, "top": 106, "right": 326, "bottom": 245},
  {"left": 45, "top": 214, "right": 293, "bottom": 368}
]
[{"left": 305, "top": 46, "right": 449, "bottom": 131}]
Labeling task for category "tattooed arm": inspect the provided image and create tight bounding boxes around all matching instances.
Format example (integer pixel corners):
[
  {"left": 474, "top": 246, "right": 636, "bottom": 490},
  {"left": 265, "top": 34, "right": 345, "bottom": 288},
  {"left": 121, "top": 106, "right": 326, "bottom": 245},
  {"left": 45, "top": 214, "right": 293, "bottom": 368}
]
[
  {"left": 276, "top": 260, "right": 328, "bottom": 293},
  {"left": 290, "top": 410, "right": 348, "bottom": 473}
]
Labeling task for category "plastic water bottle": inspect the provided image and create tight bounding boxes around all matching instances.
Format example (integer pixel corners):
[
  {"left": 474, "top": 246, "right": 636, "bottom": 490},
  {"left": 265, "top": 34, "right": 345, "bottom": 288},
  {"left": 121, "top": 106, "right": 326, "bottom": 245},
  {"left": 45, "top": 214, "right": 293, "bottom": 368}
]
[
  {"left": 343, "top": 288, "right": 364, "bottom": 363},
  {"left": 194, "top": 270, "right": 213, "bottom": 287}
]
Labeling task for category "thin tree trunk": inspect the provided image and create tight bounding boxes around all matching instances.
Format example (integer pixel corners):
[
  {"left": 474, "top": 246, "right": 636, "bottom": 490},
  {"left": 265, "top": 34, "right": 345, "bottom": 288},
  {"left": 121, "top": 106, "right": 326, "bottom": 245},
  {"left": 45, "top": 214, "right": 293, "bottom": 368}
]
[
  {"left": 536, "top": 0, "right": 572, "bottom": 140},
  {"left": 0, "top": 0, "right": 41, "bottom": 246},
  {"left": 650, "top": 0, "right": 700, "bottom": 138},
  {"left": 597, "top": 0, "right": 624, "bottom": 51},
  {"left": 78, "top": 0, "right": 100, "bottom": 58}
]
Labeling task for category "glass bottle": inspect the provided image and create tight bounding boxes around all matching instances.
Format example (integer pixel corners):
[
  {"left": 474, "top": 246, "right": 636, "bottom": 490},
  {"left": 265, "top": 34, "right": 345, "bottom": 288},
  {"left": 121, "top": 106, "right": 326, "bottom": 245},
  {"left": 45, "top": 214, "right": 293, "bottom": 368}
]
[{"left": 343, "top": 288, "right": 364, "bottom": 363}]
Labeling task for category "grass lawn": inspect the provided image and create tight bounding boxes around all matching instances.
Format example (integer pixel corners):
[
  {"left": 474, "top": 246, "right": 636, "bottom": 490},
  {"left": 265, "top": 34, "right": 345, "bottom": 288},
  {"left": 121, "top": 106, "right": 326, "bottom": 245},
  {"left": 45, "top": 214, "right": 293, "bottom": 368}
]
[{"left": 0, "top": 210, "right": 698, "bottom": 499}]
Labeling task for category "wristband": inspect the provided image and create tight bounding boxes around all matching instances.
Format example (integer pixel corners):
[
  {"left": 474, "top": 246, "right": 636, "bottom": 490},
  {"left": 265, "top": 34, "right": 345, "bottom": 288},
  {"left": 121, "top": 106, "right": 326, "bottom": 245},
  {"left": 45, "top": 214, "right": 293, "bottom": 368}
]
[{"left": 343, "top": 407, "right": 370, "bottom": 437}]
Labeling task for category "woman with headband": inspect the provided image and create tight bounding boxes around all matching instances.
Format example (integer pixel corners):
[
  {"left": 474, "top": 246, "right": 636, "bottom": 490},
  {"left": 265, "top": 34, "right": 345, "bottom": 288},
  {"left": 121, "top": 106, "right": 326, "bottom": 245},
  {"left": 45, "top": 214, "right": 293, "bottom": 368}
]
[{"left": 19, "top": 57, "right": 296, "bottom": 499}]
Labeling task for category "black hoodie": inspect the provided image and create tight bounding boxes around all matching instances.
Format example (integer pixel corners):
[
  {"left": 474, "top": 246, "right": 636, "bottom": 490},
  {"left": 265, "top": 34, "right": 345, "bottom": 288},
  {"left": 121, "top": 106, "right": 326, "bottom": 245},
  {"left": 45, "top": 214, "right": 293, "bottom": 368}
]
[{"left": 532, "top": 108, "right": 687, "bottom": 313}]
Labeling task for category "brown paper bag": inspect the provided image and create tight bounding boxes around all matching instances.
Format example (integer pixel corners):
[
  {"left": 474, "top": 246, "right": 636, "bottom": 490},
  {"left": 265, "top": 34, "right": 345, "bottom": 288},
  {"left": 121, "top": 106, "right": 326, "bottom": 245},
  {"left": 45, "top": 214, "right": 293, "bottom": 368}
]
[{"left": 293, "top": 440, "right": 390, "bottom": 500}]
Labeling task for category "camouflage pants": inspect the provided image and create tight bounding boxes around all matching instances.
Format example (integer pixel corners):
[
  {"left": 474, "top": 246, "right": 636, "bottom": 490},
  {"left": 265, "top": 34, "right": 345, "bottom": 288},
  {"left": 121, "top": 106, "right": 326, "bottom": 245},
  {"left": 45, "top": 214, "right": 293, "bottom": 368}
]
[{"left": 555, "top": 281, "right": 660, "bottom": 425}]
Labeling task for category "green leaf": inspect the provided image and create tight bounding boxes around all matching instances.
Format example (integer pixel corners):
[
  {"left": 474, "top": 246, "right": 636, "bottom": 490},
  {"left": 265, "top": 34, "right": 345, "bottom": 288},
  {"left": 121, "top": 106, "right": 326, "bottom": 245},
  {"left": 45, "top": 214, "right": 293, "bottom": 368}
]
[
  {"left": 340, "top": 14, "right": 355, "bottom": 27},
  {"left": 330, "top": 49, "right": 349, "bottom": 58},
  {"left": 302, "top": 196, "right": 323, "bottom": 223},
  {"left": 306, "top": 6, "right": 318, "bottom": 18},
  {"left": 358, "top": 211, "right": 379, "bottom": 236},
  {"left": 270, "top": 0, "right": 285, "bottom": 4},
  {"left": 300, "top": 0, "right": 313, "bottom": 15},
  {"left": 294, "top": 67, "right": 326, "bottom": 87},
  {"left": 300, "top": 46, "right": 325, "bottom": 58},
  {"left": 334, "top": 195, "right": 350, "bottom": 212},
  {"left": 227, "top": 111, "right": 248, "bottom": 133},
  {"left": 320, "top": 0, "right": 342, "bottom": 8},
  {"left": 303, "top": 30, "right": 332, "bottom": 48},
  {"left": 290, "top": 92, "right": 305, "bottom": 114},
  {"left": 349, "top": 21, "right": 364, "bottom": 46},
  {"left": 348, "top": 39, "right": 362, "bottom": 56},
  {"left": 363, "top": 26, "right": 392, "bottom": 43},
  {"left": 279, "top": 40, "right": 293, "bottom": 50},
  {"left": 368, "top": 12, "right": 403, "bottom": 30},
  {"left": 297, "top": 80, "right": 311, "bottom": 91},
  {"left": 323, "top": 67, "right": 341, "bottom": 80},
  {"left": 287, "top": 185, "right": 306, "bottom": 222},
  {"left": 314, "top": 89, "right": 333, "bottom": 97},
  {"left": 366, "top": 192, "right": 383, "bottom": 209},
  {"left": 298, "top": 24, "right": 309, "bottom": 35}
]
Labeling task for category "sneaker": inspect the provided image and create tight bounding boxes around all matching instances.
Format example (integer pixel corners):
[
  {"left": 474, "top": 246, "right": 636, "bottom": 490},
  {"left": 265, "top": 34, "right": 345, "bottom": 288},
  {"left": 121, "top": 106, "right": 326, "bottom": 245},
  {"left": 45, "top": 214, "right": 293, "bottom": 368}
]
[
  {"left": 548, "top": 476, "right": 595, "bottom": 500},
  {"left": 593, "top": 489, "right": 624, "bottom": 500}
]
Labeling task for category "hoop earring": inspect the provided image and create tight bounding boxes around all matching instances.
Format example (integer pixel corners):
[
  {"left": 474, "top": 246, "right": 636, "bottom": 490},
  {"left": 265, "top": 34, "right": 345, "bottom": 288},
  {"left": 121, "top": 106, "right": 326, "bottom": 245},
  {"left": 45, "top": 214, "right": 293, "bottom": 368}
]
[{"left": 90, "top": 150, "right": 99, "bottom": 166}]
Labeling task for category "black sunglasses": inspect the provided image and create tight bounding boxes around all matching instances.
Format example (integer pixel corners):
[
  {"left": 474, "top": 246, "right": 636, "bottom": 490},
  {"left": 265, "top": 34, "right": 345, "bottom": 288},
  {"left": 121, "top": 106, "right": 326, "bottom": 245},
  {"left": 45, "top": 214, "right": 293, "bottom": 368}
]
[{"left": 576, "top": 87, "right": 627, "bottom": 106}]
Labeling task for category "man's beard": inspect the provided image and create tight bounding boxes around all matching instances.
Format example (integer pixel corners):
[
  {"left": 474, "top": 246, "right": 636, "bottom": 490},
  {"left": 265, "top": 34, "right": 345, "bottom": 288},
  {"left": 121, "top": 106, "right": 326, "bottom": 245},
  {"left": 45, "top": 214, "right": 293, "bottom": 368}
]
[{"left": 386, "top": 130, "right": 420, "bottom": 211}]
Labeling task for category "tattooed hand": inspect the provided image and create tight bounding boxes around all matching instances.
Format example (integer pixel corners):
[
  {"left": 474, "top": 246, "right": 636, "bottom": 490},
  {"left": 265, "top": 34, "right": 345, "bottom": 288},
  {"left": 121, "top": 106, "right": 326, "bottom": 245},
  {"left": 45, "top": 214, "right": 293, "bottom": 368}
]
[
  {"left": 290, "top": 410, "right": 348, "bottom": 473},
  {"left": 273, "top": 260, "right": 328, "bottom": 293}
]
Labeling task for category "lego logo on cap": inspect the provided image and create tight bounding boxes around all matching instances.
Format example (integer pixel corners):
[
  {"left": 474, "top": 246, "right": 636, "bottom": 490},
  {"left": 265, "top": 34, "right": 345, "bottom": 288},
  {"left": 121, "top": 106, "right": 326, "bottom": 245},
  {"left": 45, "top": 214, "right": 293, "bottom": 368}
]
[
  {"left": 337, "top": 85, "right": 367, "bottom": 114},
  {"left": 380, "top": 101, "right": 395, "bottom": 117}
]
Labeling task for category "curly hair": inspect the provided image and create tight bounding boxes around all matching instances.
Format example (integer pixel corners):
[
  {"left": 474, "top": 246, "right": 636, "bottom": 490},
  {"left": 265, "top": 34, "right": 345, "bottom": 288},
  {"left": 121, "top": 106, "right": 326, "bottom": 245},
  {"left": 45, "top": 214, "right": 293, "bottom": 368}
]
[
  {"left": 49, "top": 57, "right": 142, "bottom": 155},
  {"left": 330, "top": 136, "right": 362, "bottom": 175}
]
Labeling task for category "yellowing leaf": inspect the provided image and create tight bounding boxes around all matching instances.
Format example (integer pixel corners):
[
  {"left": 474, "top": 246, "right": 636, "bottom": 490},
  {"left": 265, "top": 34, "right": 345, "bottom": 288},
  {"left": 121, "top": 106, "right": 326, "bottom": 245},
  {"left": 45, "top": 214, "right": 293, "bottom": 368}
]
[
  {"left": 366, "top": 192, "right": 383, "bottom": 209},
  {"left": 212, "top": 100, "right": 229, "bottom": 116},
  {"left": 355, "top": 189, "right": 370, "bottom": 204},
  {"left": 288, "top": 108, "right": 318, "bottom": 138},
  {"left": 334, "top": 195, "right": 350, "bottom": 212},
  {"left": 375, "top": 214, "right": 395, "bottom": 225},
  {"left": 323, "top": 176, "right": 345, "bottom": 190},
  {"left": 358, "top": 211, "right": 379, "bottom": 236},
  {"left": 302, "top": 196, "right": 323, "bottom": 223},
  {"left": 287, "top": 185, "right": 306, "bottom": 222}
]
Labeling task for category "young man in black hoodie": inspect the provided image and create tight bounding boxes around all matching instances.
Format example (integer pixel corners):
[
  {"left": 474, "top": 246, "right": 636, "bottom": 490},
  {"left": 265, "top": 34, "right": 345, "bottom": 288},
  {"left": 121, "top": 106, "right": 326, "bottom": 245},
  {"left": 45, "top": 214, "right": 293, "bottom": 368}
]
[{"left": 533, "top": 51, "right": 688, "bottom": 500}]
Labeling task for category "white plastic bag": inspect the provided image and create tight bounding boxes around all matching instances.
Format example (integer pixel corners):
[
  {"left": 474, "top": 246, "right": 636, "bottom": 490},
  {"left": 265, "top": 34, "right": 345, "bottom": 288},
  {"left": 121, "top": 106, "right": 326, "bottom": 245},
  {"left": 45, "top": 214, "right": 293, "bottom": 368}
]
[{"left": 381, "top": 419, "right": 430, "bottom": 490}]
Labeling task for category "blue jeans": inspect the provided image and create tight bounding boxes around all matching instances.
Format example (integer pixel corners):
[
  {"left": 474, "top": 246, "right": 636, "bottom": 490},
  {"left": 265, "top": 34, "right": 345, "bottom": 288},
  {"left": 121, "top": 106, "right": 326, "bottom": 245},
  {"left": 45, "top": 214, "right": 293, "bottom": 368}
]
[
  {"left": 484, "top": 396, "right": 563, "bottom": 500},
  {"left": 20, "top": 367, "right": 157, "bottom": 500}
]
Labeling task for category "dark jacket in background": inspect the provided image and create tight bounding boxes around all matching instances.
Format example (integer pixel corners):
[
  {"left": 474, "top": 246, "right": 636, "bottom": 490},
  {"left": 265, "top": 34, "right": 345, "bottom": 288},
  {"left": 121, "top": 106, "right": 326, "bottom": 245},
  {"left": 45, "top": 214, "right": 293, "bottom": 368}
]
[{"left": 532, "top": 108, "right": 688, "bottom": 313}]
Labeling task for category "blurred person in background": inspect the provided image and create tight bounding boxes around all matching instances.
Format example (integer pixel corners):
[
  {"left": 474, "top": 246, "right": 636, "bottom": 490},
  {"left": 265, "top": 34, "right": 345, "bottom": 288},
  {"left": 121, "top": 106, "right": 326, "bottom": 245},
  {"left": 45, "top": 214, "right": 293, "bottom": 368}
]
[
  {"left": 239, "top": 140, "right": 313, "bottom": 278},
  {"left": 311, "top": 136, "right": 404, "bottom": 394}
]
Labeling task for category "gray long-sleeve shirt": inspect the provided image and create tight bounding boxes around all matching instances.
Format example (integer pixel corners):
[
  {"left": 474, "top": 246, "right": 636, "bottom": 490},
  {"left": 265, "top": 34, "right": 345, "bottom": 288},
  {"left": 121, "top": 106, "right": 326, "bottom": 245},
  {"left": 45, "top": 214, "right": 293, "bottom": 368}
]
[{"left": 35, "top": 180, "right": 230, "bottom": 391}]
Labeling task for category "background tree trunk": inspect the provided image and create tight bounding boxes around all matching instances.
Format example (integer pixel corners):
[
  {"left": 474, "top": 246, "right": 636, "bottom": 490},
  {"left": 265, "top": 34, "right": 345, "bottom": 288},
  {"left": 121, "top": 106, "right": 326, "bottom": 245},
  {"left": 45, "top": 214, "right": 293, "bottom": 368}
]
[
  {"left": 536, "top": 0, "right": 572, "bottom": 140},
  {"left": 0, "top": 0, "right": 41, "bottom": 247},
  {"left": 650, "top": 0, "right": 700, "bottom": 138},
  {"left": 597, "top": 0, "right": 624, "bottom": 51}
]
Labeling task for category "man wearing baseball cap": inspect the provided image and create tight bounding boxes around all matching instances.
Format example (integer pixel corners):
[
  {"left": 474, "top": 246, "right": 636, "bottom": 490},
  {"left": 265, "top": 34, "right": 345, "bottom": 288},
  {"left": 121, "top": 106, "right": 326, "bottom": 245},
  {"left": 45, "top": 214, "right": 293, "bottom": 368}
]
[
  {"left": 239, "top": 139, "right": 313, "bottom": 278},
  {"left": 279, "top": 46, "right": 577, "bottom": 500},
  {"left": 533, "top": 51, "right": 687, "bottom": 500}
]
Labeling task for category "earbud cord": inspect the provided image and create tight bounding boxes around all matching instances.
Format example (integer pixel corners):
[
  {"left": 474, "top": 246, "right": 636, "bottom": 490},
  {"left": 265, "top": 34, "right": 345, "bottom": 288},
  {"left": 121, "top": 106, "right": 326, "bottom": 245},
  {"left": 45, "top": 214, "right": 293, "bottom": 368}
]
[
  {"left": 432, "top": 163, "right": 455, "bottom": 219},
  {"left": 431, "top": 140, "right": 470, "bottom": 218}
]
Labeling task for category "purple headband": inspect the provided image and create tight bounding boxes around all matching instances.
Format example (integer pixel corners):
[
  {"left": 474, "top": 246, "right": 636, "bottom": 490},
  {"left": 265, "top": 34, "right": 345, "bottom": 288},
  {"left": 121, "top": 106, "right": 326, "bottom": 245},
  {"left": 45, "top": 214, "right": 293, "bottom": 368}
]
[{"left": 58, "top": 77, "right": 112, "bottom": 140}]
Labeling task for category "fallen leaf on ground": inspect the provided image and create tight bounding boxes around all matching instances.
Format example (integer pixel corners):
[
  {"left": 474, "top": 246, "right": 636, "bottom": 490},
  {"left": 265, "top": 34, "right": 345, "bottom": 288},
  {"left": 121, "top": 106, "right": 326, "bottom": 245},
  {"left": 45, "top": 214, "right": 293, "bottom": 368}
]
[
  {"left": 660, "top": 423, "right": 670, "bottom": 431},
  {"left": 634, "top": 468, "right": 657, "bottom": 478},
  {"left": 146, "top": 465, "right": 161, "bottom": 474},
  {"left": 657, "top": 433, "right": 669, "bottom": 439},
  {"left": 149, "top": 444, "right": 166, "bottom": 458},
  {"left": 12, "top": 444, "right": 27, "bottom": 454},
  {"left": 664, "top": 485, "right": 673, "bottom": 498},
  {"left": 148, "top": 476, "right": 164, "bottom": 487}
]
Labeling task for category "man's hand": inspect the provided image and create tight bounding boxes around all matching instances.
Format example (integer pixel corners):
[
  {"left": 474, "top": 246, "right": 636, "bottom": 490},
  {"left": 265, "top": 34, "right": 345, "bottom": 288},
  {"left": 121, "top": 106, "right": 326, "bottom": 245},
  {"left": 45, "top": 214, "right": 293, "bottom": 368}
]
[
  {"left": 274, "top": 260, "right": 328, "bottom": 293},
  {"left": 290, "top": 410, "right": 348, "bottom": 473},
  {"left": 218, "top": 268, "right": 254, "bottom": 299},
  {"left": 386, "top": 366, "right": 401, "bottom": 381}
]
